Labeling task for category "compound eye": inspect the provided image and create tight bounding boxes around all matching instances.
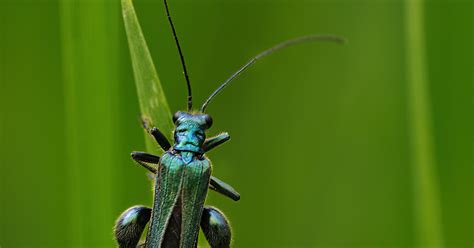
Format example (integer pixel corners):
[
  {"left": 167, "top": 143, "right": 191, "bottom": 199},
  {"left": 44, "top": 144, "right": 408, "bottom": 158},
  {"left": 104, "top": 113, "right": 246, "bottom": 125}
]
[
  {"left": 203, "top": 114, "right": 213, "bottom": 129},
  {"left": 173, "top": 112, "right": 182, "bottom": 124}
]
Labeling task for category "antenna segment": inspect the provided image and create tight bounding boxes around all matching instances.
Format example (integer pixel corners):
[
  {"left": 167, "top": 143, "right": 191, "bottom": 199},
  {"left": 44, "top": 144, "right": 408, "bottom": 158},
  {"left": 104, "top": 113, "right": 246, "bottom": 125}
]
[
  {"left": 163, "top": 0, "right": 193, "bottom": 111},
  {"left": 200, "top": 34, "right": 345, "bottom": 112}
]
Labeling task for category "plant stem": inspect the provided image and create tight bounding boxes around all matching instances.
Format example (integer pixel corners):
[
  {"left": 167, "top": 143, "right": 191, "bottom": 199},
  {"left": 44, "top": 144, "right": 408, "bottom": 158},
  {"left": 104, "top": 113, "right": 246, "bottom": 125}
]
[{"left": 404, "top": 1, "right": 444, "bottom": 247}]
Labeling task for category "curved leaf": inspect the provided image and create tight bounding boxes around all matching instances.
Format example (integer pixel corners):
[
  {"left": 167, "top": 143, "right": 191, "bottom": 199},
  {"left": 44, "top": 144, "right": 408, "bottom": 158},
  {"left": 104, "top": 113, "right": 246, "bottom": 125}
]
[{"left": 122, "top": 0, "right": 174, "bottom": 153}]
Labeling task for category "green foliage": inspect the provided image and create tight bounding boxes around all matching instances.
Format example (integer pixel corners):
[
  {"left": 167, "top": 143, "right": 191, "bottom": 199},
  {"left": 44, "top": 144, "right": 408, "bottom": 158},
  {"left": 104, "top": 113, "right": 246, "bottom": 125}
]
[
  {"left": 122, "top": 0, "right": 174, "bottom": 153},
  {"left": 404, "top": 2, "right": 443, "bottom": 247},
  {"left": 0, "top": 1, "right": 472, "bottom": 247}
]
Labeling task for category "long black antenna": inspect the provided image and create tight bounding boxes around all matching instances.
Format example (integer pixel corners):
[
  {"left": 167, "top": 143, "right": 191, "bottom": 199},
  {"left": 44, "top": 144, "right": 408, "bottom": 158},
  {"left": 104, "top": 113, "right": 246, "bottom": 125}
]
[
  {"left": 200, "top": 34, "right": 345, "bottom": 112},
  {"left": 163, "top": 0, "right": 193, "bottom": 111}
]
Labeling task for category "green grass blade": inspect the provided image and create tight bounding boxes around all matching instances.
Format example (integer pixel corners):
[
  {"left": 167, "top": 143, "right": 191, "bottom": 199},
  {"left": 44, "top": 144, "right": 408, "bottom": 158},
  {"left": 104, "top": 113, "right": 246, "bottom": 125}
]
[
  {"left": 59, "top": 1, "right": 83, "bottom": 245},
  {"left": 60, "top": 0, "right": 121, "bottom": 246},
  {"left": 122, "top": 0, "right": 174, "bottom": 152},
  {"left": 404, "top": 1, "right": 444, "bottom": 247}
]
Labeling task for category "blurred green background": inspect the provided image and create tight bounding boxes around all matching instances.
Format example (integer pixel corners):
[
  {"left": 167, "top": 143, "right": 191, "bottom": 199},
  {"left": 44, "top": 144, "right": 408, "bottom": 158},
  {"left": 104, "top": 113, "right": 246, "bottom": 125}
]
[{"left": 0, "top": 0, "right": 472, "bottom": 247}]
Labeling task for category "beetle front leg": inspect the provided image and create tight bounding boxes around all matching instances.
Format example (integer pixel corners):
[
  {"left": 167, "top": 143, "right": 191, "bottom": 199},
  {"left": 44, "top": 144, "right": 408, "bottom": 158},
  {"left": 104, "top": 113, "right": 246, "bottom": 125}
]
[
  {"left": 149, "top": 127, "right": 172, "bottom": 151},
  {"left": 201, "top": 206, "right": 232, "bottom": 248},
  {"left": 203, "top": 133, "right": 230, "bottom": 152},
  {"left": 141, "top": 118, "right": 172, "bottom": 151},
  {"left": 131, "top": 151, "right": 159, "bottom": 173},
  {"left": 114, "top": 206, "right": 151, "bottom": 248}
]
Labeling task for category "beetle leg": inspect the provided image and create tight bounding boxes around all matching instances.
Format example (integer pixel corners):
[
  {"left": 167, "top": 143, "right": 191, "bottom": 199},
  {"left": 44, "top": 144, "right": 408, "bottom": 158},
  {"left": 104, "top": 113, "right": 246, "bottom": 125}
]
[
  {"left": 201, "top": 206, "right": 232, "bottom": 248},
  {"left": 131, "top": 151, "right": 159, "bottom": 174},
  {"left": 203, "top": 133, "right": 230, "bottom": 152},
  {"left": 114, "top": 205, "right": 151, "bottom": 248},
  {"left": 149, "top": 127, "right": 172, "bottom": 151},
  {"left": 141, "top": 118, "right": 172, "bottom": 151},
  {"left": 209, "top": 176, "right": 240, "bottom": 201}
]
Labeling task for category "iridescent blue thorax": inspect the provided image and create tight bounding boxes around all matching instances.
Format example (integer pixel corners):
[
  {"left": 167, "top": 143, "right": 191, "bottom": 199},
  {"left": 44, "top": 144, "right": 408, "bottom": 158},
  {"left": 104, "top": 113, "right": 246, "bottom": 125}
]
[{"left": 172, "top": 111, "right": 213, "bottom": 158}]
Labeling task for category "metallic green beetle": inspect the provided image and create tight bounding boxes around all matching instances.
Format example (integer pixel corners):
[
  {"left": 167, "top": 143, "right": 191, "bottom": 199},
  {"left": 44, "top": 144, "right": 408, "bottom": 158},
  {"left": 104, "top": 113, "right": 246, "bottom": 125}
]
[
  {"left": 114, "top": 0, "right": 344, "bottom": 247},
  {"left": 114, "top": 111, "right": 238, "bottom": 248}
]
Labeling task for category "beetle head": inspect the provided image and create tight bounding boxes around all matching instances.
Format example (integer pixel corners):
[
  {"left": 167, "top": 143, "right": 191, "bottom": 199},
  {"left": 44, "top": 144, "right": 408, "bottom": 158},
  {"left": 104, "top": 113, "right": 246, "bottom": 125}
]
[{"left": 172, "top": 111, "right": 213, "bottom": 154}]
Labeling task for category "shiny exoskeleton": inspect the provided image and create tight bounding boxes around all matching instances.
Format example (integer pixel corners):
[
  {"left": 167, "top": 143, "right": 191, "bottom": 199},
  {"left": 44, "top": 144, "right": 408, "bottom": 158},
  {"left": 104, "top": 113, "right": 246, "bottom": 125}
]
[{"left": 114, "top": 111, "right": 239, "bottom": 248}]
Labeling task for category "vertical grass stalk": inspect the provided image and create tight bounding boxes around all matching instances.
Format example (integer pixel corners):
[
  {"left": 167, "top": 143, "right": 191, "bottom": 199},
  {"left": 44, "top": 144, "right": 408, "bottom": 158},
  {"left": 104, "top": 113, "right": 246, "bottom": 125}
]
[
  {"left": 122, "top": 0, "right": 174, "bottom": 154},
  {"left": 404, "top": 1, "right": 444, "bottom": 247},
  {"left": 59, "top": 1, "right": 83, "bottom": 245},
  {"left": 60, "top": 0, "right": 120, "bottom": 246}
]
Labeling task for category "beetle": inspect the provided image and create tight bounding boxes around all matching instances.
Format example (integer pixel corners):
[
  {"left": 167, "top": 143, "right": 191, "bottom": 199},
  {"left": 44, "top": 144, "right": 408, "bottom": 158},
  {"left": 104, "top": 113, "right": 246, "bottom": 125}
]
[
  {"left": 114, "top": 0, "right": 344, "bottom": 247},
  {"left": 114, "top": 112, "right": 238, "bottom": 248}
]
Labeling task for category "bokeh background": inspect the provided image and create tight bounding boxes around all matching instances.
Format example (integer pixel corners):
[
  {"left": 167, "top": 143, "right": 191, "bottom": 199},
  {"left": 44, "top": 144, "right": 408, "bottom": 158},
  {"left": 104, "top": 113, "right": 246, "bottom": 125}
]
[{"left": 1, "top": 0, "right": 472, "bottom": 247}]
